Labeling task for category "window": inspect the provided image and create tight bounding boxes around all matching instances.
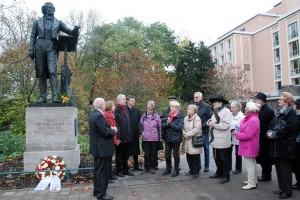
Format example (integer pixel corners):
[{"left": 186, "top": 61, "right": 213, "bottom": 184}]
[
  {"left": 273, "top": 32, "right": 279, "bottom": 47},
  {"left": 219, "top": 43, "right": 224, "bottom": 53},
  {"left": 292, "top": 77, "right": 300, "bottom": 85},
  {"left": 213, "top": 58, "right": 218, "bottom": 66},
  {"left": 275, "top": 64, "right": 281, "bottom": 80},
  {"left": 212, "top": 46, "right": 217, "bottom": 57},
  {"left": 220, "top": 55, "right": 224, "bottom": 65},
  {"left": 227, "top": 52, "right": 232, "bottom": 63},
  {"left": 288, "top": 22, "right": 298, "bottom": 40},
  {"left": 275, "top": 81, "right": 282, "bottom": 95},
  {"left": 289, "top": 40, "right": 299, "bottom": 57},
  {"left": 291, "top": 58, "right": 300, "bottom": 76},
  {"left": 274, "top": 48, "right": 280, "bottom": 63},
  {"left": 227, "top": 39, "right": 231, "bottom": 49}
]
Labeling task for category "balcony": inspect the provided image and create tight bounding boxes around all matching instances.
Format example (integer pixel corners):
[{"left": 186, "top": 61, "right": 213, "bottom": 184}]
[
  {"left": 289, "top": 49, "right": 299, "bottom": 58},
  {"left": 290, "top": 68, "right": 300, "bottom": 76}
]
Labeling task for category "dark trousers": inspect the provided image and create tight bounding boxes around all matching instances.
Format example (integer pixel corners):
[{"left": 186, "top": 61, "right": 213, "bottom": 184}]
[
  {"left": 274, "top": 158, "right": 293, "bottom": 195},
  {"left": 260, "top": 159, "right": 273, "bottom": 178},
  {"left": 35, "top": 39, "right": 58, "bottom": 100},
  {"left": 213, "top": 147, "right": 231, "bottom": 177},
  {"left": 115, "top": 142, "right": 131, "bottom": 173},
  {"left": 143, "top": 141, "right": 158, "bottom": 170},
  {"left": 165, "top": 142, "right": 180, "bottom": 169},
  {"left": 133, "top": 155, "right": 139, "bottom": 168},
  {"left": 292, "top": 143, "right": 300, "bottom": 184},
  {"left": 233, "top": 145, "right": 242, "bottom": 171},
  {"left": 186, "top": 153, "right": 200, "bottom": 175},
  {"left": 93, "top": 156, "right": 112, "bottom": 198},
  {"left": 203, "top": 132, "right": 210, "bottom": 168}
]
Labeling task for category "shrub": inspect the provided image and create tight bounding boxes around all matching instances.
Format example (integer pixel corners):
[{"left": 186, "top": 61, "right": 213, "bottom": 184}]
[
  {"left": 0, "top": 131, "right": 25, "bottom": 162},
  {"left": 78, "top": 133, "right": 89, "bottom": 156}
]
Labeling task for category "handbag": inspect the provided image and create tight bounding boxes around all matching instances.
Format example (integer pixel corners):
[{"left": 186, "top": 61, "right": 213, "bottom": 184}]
[
  {"left": 190, "top": 117, "right": 204, "bottom": 148},
  {"left": 192, "top": 135, "right": 205, "bottom": 148}
]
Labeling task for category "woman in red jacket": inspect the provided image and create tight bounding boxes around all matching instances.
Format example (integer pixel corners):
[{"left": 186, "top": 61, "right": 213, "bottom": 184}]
[{"left": 104, "top": 100, "right": 119, "bottom": 182}]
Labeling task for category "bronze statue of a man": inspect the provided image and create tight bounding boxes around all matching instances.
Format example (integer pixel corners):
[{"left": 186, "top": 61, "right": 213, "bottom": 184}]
[{"left": 28, "top": 2, "right": 80, "bottom": 103}]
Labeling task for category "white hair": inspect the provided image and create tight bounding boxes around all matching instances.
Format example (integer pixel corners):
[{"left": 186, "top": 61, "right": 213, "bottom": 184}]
[
  {"left": 170, "top": 101, "right": 180, "bottom": 107},
  {"left": 93, "top": 98, "right": 105, "bottom": 109},
  {"left": 246, "top": 101, "right": 260, "bottom": 112},
  {"left": 230, "top": 100, "right": 242, "bottom": 111},
  {"left": 194, "top": 92, "right": 203, "bottom": 98},
  {"left": 116, "top": 94, "right": 125, "bottom": 103}
]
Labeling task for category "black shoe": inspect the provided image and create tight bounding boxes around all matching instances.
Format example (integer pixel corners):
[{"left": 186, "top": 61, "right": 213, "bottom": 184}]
[
  {"left": 144, "top": 169, "right": 150, "bottom": 173},
  {"left": 134, "top": 166, "right": 143, "bottom": 171},
  {"left": 279, "top": 193, "right": 291, "bottom": 199},
  {"left": 110, "top": 175, "right": 118, "bottom": 180},
  {"left": 93, "top": 193, "right": 98, "bottom": 197},
  {"left": 274, "top": 190, "right": 283, "bottom": 195},
  {"left": 204, "top": 167, "right": 209, "bottom": 172},
  {"left": 192, "top": 174, "right": 199, "bottom": 179},
  {"left": 150, "top": 169, "right": 156, "bottom": 174},
  {"left": 108, "top": 179, "right": 114, "bottom": 184},
  {"left": 185, "top": 171, "right": 192, "bottom": 176},
  {"left": 154, "top": 166, "right": 159, "bottom": 170},
  {"left": 209, "top": 173, "right": 222, "bottom": 178},
  {"left": 219, "top": 177, "right": 230, "bottom": 184},
  {"left": 171, "top": 170, "right": 179, "bottom": 177},
  {"left": 162, "top": 168, "right": 171, "bottom": 175},
  {"left": 292, "top": 183, "right": 300, "bottom": 190},
  {"left": 98, "top": 194, "right": 113, "bottom": 200},
  {"left": 123, "top": 171, "right": 134, "bottom": 176},
  {"left": 116, "top": 172, "right": 125, "bottom": 177},
  {"left": 258, "top": 176, "right": 271, "bottom": 182},
  {"left": 232, "top": 170, "right": 241, "bottom": 174}
]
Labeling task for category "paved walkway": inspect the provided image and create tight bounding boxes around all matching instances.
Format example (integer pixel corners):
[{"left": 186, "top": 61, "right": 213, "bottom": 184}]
[{"left": 0, "top": 152, "right": 299, "bottom": 200}]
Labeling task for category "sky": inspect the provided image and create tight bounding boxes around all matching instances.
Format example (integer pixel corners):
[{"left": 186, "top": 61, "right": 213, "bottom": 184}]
[{"left": 21, "top": 0, "right": 281, "bottom": 45}]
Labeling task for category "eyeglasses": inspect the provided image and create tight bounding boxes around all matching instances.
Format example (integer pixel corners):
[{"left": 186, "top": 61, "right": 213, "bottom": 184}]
[{"left": 194, "top": 97, "right": 199, "bottom": 99}]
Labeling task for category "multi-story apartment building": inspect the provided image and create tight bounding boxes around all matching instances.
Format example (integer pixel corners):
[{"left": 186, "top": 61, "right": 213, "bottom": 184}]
[{"left": 209, "top": 0, "right": 300, "bottom": 97}]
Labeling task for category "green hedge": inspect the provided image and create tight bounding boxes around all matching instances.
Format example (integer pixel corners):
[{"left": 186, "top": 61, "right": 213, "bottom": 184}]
[{"left": 0, "top": 131, "right": 25, "bottom": 162}]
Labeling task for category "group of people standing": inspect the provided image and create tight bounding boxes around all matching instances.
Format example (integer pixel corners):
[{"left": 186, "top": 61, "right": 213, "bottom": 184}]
[{"left": 88, "top": 91, "right": 300, "bottom": 200}]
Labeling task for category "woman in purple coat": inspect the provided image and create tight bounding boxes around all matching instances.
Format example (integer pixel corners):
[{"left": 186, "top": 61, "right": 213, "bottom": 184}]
[
  {"left": 233, "top": 101, "right": 260, "bottom": 190},
  {"left": 140, "top": 101, "right": 162, "bottom": 174}
]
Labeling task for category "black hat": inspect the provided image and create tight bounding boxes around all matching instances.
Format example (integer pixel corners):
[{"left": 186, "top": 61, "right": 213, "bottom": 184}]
[
  {"left": 255, "top": 92, "right": 267, "bottom": 102},
  {"left": 167, "top": 96, "right": 177, "bottom": 100},
  {"left": 209, "top": 95, "right": 229, "bottom": 104},
  {"left": 295, "top": 99, "right": 300, "bottom": 106}
]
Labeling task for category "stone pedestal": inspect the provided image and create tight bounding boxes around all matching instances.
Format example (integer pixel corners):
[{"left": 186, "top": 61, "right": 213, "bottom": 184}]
[{"left": 23, "top": 104, "right": 80, "bottom": 173}]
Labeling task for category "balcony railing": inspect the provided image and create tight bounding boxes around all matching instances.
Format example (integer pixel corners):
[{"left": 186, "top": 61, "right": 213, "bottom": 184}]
[
  {"left": 290, "top": 68, "right": 300, "bottom": 76},
  {"left": 289, "top": 49, "right": 299, "bottom": 58}
]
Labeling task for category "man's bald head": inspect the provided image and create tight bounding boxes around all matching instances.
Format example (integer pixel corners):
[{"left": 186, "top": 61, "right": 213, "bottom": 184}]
[{"left": 93, "top": 98, "right": 105, "bottom": 111}]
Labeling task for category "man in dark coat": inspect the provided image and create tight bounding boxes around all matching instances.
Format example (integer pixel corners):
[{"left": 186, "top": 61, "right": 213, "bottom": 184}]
[
  {"left": 115, "top": 94, "right": 134, "bottom": 177},
  {"left": 89, "top": 98, "right": 116, "bottom": 200},
  {"left": 126, "top": 95, "right": 142, "bottom": 171},
  {"left": 255, "top": 92, "right": 274, "bottom": 182},
  {"left": 28, "top": 2, "right": 80, "bottom": 103},
  {"left": 194, "top": 92, "right": 212, "bottom": 172}
]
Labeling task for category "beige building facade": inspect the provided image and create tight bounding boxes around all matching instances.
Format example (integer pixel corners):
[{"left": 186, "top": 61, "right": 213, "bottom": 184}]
[{"left": 209, "top": 0, "right": 300, "bottom": 97}]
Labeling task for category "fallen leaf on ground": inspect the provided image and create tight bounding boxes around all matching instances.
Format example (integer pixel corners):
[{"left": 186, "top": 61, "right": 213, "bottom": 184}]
[
  {"left": 71, "top": 187, "right": 79, "bottom": 191},
  {"left": 83, "top": 186, "right": 89, "bottom": 192},
  {"left": 131, "top": 191, "right": 137, "bottom": 196}
]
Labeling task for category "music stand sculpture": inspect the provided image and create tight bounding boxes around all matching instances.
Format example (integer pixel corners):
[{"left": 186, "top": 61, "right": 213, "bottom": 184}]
[{"left": 58, "top": 35, "right": 78, "bottom": 101}]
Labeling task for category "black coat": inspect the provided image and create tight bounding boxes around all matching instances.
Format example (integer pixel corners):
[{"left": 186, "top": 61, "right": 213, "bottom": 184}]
[
  {"left": 115, "top": 106, "right": 132, "bottom": 143},
  {"left": 162, "top": 114, "right": 184, "bottom": 143},
  {"left": 127, "top": 106, "right": 141, "bottom": 155},
  {"left": 89, "top": 110, "right": 116, "bottom": 157},
  {"left": 195, "top": 101, "right": 212, "bottom": 134},
  {"left": 268, "top": 105, "right": 297, "bottom": 159},
  {"left": 256, "top": 103, "right": 274, "bottom": 164}
]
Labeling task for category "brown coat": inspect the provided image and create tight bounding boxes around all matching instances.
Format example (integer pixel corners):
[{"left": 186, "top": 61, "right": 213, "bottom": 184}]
[{"left": 183, "top": 114, "right": 202, "bottom": 154}]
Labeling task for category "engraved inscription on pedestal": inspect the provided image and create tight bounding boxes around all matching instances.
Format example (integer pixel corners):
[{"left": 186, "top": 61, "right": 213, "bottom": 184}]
[{"left": 26, "top": 107, "right": 78, "bottom": 151}]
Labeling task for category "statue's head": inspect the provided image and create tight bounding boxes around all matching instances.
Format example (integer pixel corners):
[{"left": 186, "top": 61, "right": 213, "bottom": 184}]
[{"left": 41, "top": 2, "right": 55, "bottom": 15}]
